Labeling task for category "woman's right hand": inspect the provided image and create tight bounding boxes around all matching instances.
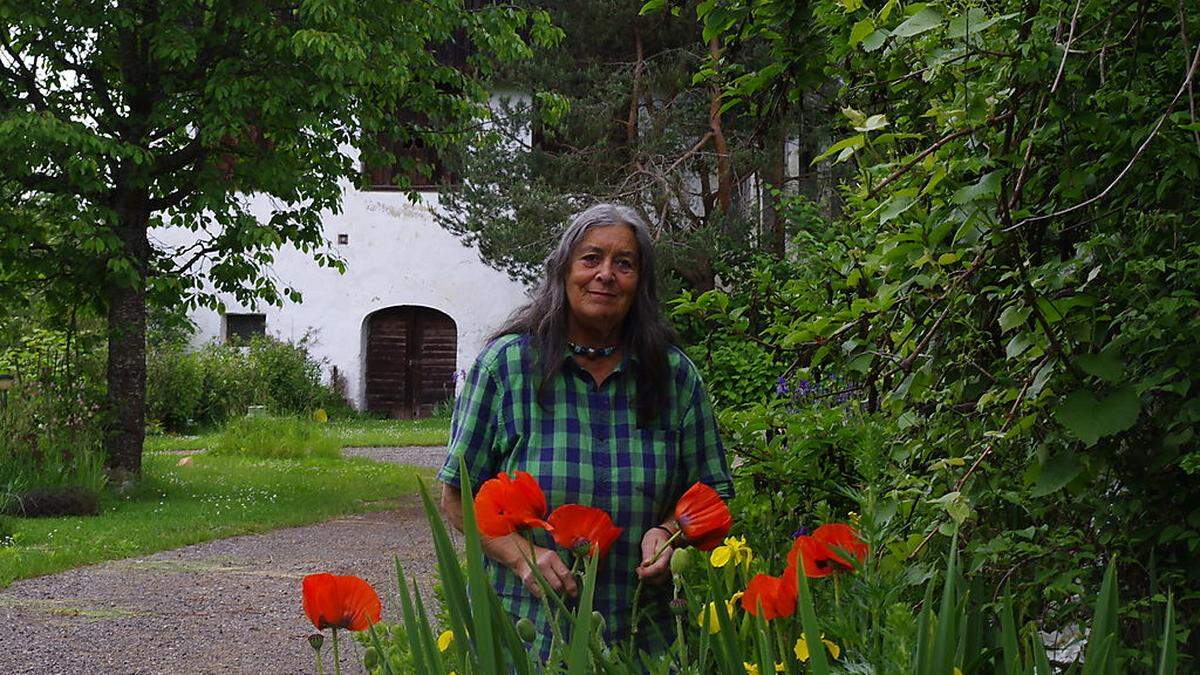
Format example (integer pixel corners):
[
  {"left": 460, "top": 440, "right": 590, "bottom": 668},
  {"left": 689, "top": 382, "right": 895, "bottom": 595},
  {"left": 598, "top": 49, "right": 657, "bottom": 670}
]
[{"left": 512, "top": 542, "right": 578, "bottom": 599}]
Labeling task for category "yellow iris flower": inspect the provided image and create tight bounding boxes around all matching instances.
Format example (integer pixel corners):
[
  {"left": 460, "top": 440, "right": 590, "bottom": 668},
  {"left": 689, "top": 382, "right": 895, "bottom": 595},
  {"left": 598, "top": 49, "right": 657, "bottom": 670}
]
[
  {"left": 794, "top": 633, "right": 841, "bottom": 662},
  {"left": 437, "top": 630, "right": 454, "bottom": 652},
  {"left": 697, "top": 591, "right": 745, "bottom": 634},
  {"left": 742, "top": 662, "right": 785, "bottom": 674},
  {"left": 710, "top": 536, "right": 754, "bottom": 569}
]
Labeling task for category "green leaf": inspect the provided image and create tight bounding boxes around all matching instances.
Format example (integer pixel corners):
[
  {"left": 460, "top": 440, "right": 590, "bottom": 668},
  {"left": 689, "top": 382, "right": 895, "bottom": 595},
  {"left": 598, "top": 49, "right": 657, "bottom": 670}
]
[
  {"left": 999, "top": 305, "right": 1030, "bottom": 332},
  {"left": 841, "top": 0, "right": 863, "bottom": 11},
  {"left": 1158, "top": 592, "right": 1177, "bottom": 675},
  {"left": 1005, "top": 332, "right": 1034, "bottom": 360},
  {"left": 892, "top": 7, "right": 943, "bottom": 38},
  {"left": 638, "top": 0, "right": 666, "bottom": 15},
  {"left": 813, "top": 134, "right": 864, "bottom": 163},
  {"left": 849, "top": 18, "right": 875, "bottom": 46},
  {"left": 947, "top": 8, "right": 1003, "bottom": 38},
  {"left": 862, "top": 29, "right": 889, "bottom": 51},
  {"left": 1055, "top": 388, "right": 1142, "bottom": 446},
  {"left": 1032, "top": 452, "right": 1082, "bottom": 497},
  {"left": 952, "top": 171, "right": 1003, "bottom": 204},
  {"left": 1076, "top": 351, "right": 1124, "bottom": 382}
]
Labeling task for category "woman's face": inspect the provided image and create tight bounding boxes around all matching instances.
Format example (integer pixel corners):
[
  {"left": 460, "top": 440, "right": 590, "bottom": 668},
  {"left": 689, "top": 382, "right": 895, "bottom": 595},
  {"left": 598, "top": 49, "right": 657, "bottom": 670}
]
[{"left": 564, "top": 224, "right": 640, "bottom": 339}]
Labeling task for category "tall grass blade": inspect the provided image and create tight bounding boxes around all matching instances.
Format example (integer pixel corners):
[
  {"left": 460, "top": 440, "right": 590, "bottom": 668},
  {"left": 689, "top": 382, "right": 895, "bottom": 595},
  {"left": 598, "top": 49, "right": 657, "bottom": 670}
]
[
  {"left": 1081, "top": 557, "right": 1119, "bottom": 675},
  {"left": 566, "top": 552, "right": 600, "bottom": 675},
  {"left": 997, "top": 593, "right": 1022, "bottom": 675},
  {"left": 1031, "top": 631, "right": 1053, "bottom": 675},
  {"left": 412, "top": 576, "right": 449, "bottom": 673},
  {"left": 1156, "top": 592, "right": 1177, "bottom": 675},
  {"left": 914, "top": 578, "right": 935, "bottom": 673},
  {"left": 393, "top": 559, "right": 439, "bottom": 674},
  {"left": 931, "top": 534, "right": 960, "bottom": 675},
  {"left": 416, "top": 478, "right": 477, "bottom": 670},
  {"left": 795, "top": 563, "right": 831, "bottom": 675},
  {"left": 454, "top": 458, "right": 501, "bottom": 674}
]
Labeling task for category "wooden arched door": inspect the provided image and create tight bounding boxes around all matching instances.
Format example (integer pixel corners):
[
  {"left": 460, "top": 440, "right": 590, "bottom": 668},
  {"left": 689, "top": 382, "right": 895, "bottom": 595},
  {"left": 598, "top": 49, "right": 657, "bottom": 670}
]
[{"left": 364, "top": 306, "right": 457, "bottom": 417}]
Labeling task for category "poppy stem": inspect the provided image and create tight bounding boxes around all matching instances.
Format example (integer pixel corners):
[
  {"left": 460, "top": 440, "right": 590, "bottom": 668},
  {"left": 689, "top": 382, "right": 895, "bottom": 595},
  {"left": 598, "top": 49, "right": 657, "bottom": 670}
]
[
  {"left": 833, "top": 574, "right": 841, "bottom": 610},
  {"left": 674, "top": 579, "right": 689, "bottom": 671},
  {"left": 314, "top": 647, "right": 325, "bottom": 675},
  {"left": 331, "top": 628, "right": 341, "bottom": 675},
  {"left": 645, "top": 529, "right": 683, "bottom": 567}
]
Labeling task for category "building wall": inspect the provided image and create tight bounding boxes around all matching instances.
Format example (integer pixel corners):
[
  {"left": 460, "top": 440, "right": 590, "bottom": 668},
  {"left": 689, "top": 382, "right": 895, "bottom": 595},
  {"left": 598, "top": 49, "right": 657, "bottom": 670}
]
[{"left": 162, "top": 185, "right": 531, "bottom": 411}]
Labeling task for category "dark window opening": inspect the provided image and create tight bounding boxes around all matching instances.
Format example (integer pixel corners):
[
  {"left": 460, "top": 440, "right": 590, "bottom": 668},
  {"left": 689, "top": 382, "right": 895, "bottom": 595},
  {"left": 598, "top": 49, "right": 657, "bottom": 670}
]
[
  {"left": 337, "top": 233, "right": 349, "bottom": 245},
  {"left": 225, "top": 313, "right": 266, "bottom": 344},
  {"left": 361, "top": 114, "right": 460, "bottom": 191}
]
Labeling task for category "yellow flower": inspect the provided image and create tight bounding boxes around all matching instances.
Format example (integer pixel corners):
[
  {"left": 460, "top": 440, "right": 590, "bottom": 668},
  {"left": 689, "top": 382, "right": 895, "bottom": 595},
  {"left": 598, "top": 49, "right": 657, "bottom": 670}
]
[
  {"left": 954, "top": 669, "right": 963, "bottom": 675},
  {"left": 794, "top": 633, "right": 840, "bottom": 662},
  {"left": 437, "top": 630, "right": 454, "bottom": 652},
  {"left": 312, "top": 408, "right": 328, "bottom": 423},
  {"left": 710, "top": 536, "right": 754, "bottom": 569},
  {"left": 743, "top": 662, "right": 784, "bottom": 674},
  {"left": 697, "top": 592, "right": 746, "bottom": 634},
  {"left": 697, "top": 603, "right": 722, "bottom": 634}
]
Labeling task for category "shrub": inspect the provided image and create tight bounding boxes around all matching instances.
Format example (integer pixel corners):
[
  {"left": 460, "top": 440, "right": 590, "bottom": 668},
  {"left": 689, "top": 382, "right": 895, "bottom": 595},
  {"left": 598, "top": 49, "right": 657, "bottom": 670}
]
[
  {"left": 0, "top": 324, "right": 108, "bottom": 511},
  {"left": 147, "top": 333, "right": 348, "bottom": 432},
  {"left": 208, "top": 415, "right": 340, "bottom": 460}
]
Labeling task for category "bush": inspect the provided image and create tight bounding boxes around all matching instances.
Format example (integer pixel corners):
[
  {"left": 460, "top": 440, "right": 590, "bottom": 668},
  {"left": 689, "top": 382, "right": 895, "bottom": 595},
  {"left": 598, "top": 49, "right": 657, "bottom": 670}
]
[
  {"left": 0, "top": 324, "right": 108, "bottom": 511},
  {"left": 208, "top": 415, "right": 340, "bottom": 460},
  {"left": 147, "top": 333, "right": 349, "bottom": 432}
]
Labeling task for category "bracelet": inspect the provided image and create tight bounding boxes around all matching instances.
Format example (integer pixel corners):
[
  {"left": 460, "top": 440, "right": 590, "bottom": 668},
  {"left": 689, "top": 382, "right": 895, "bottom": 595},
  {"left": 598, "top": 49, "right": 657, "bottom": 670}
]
[{"left": 650, "top": 525, "right": 677, "bottom": 537}]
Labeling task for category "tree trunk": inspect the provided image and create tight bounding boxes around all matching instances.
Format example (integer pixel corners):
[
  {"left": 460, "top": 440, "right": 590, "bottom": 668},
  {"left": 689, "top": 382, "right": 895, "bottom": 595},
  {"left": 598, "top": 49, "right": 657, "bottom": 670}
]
[{"left": 103, "top": 197, "right": 150, "bottom": 477}]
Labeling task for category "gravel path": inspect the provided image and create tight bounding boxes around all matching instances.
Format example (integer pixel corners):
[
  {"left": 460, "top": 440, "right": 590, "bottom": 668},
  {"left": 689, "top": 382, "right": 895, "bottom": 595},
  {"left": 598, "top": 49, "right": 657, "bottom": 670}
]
[{"left": 0, "top": 446, "right": 453, "bottom": 675}]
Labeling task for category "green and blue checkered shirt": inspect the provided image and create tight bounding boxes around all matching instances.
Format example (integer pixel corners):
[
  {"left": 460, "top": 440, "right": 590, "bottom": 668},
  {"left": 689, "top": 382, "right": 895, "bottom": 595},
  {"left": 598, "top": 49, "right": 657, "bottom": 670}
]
[{"left": 436, "top": 333, "right": 733, "bottom": 659}]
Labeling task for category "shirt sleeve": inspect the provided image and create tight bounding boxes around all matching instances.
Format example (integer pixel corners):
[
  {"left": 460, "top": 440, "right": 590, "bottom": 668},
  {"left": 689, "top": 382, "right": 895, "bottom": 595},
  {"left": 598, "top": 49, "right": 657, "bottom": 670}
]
[
  {"left": 679, "top": 367, "right": 735, "bottom": 500},
  {"left": 436, "top": 354, "right": 503, "bottom": 494}
]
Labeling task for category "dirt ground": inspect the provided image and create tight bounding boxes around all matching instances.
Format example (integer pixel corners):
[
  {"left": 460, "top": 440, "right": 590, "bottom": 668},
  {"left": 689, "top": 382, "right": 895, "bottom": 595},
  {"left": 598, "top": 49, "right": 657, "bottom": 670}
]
[{"left": 0, "top": 447, "right": 453, "bottom": 675}]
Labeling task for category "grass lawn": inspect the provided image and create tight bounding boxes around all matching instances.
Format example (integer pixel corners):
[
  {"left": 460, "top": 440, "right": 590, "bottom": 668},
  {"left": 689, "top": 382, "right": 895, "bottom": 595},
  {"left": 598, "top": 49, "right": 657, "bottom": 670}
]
[
  {"left": 0, "top": 452, "right": 433, "bottom": 587},
  {"left": 145, "top": 415, "right": 451, "bottom": 453}
]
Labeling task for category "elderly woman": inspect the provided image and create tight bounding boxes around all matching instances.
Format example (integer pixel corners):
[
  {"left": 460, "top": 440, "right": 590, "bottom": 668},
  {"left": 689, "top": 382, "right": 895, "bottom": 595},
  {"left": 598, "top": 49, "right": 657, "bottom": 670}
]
[{"left": 437, "top": 203, "right": 733, "bottom": 659}]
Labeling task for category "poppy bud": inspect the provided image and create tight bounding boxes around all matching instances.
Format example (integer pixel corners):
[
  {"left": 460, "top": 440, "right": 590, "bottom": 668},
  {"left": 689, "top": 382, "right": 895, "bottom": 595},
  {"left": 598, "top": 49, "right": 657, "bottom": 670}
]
[
  {"left": 591, "top": 610, "right": 606, "bottom": 636},
  {"left": 572, "top": 540, "right": 593, "bottom": 557},
  {"left": 670, "top": 547, "right": 692, "bottom": 575},
  {"left": 670, "top": 598, "right": 688, "bottom": 616},
  {"left": 516, "top": 617, "right": 537, "bottom": 642},
  {"left": 308, "top": 634, "right": 324, "bottom": 652}
]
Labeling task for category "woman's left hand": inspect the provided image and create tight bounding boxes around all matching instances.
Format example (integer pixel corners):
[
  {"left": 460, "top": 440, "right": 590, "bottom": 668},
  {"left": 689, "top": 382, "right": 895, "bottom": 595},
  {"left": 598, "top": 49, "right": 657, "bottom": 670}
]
[{"left": 636, "top": 527, "right": 674, "bottom": 584}]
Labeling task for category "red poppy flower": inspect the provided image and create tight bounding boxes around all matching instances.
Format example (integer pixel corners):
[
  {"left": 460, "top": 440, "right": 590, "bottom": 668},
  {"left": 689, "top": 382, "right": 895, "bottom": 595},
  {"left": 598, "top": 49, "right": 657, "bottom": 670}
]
[
  {"left": 547, "top": 504, "right": 623, "bottom": 559},
  {"left": 474, "top": 471, "right": 552, "bottom": 537},
  {"left": 812, "top": 523, "right": 868, "bottom": 568},
  {"left": 302, "top": 573, "right": 382, "bottom": 631},
  {"left": 740, "top": 573, "right": 797, "bottom": 620},
  {"left": 787, "top": 523, "right": 868, "bottom": 578},
  {"left": 673, "top": 482, "right": 732, "bottom": 551}
]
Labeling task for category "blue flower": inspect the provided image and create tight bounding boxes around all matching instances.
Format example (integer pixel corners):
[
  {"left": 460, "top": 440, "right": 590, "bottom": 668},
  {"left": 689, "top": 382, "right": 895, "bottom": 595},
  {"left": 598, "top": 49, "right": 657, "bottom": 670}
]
[{"left": 775, "top": 376, "right": 789, "bottom": 395}]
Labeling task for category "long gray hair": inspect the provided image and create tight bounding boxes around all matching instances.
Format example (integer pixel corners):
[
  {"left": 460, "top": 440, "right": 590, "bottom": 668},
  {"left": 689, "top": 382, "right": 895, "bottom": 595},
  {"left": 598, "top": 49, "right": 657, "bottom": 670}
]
[{"left": 491, "top": 203, "right": 678, "bottom": 426}]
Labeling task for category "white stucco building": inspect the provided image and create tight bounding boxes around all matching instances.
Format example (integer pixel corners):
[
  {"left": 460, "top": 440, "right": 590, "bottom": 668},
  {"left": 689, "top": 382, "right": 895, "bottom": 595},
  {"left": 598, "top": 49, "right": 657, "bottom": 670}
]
[{"left": 156, "top": 162, "right": 530, "bottom": 416}]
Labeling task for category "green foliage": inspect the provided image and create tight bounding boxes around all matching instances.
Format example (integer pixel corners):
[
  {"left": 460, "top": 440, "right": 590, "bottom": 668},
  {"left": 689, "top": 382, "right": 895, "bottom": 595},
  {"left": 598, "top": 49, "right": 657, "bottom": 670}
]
[
  {"left": 209, "top": 415, "right": 341, "bottom": 460},
  {"left": 367, "top": 466, "right": 1185, "bottom": 673},
  {"left": 0, "top": 318, "right": 108, "bottom": 502},
  {"left": 147, "top": 334, "right": 344, "bottom": 432},
  {"left": 667, "top": 0, "right": 1200, "bottom": 659}
]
